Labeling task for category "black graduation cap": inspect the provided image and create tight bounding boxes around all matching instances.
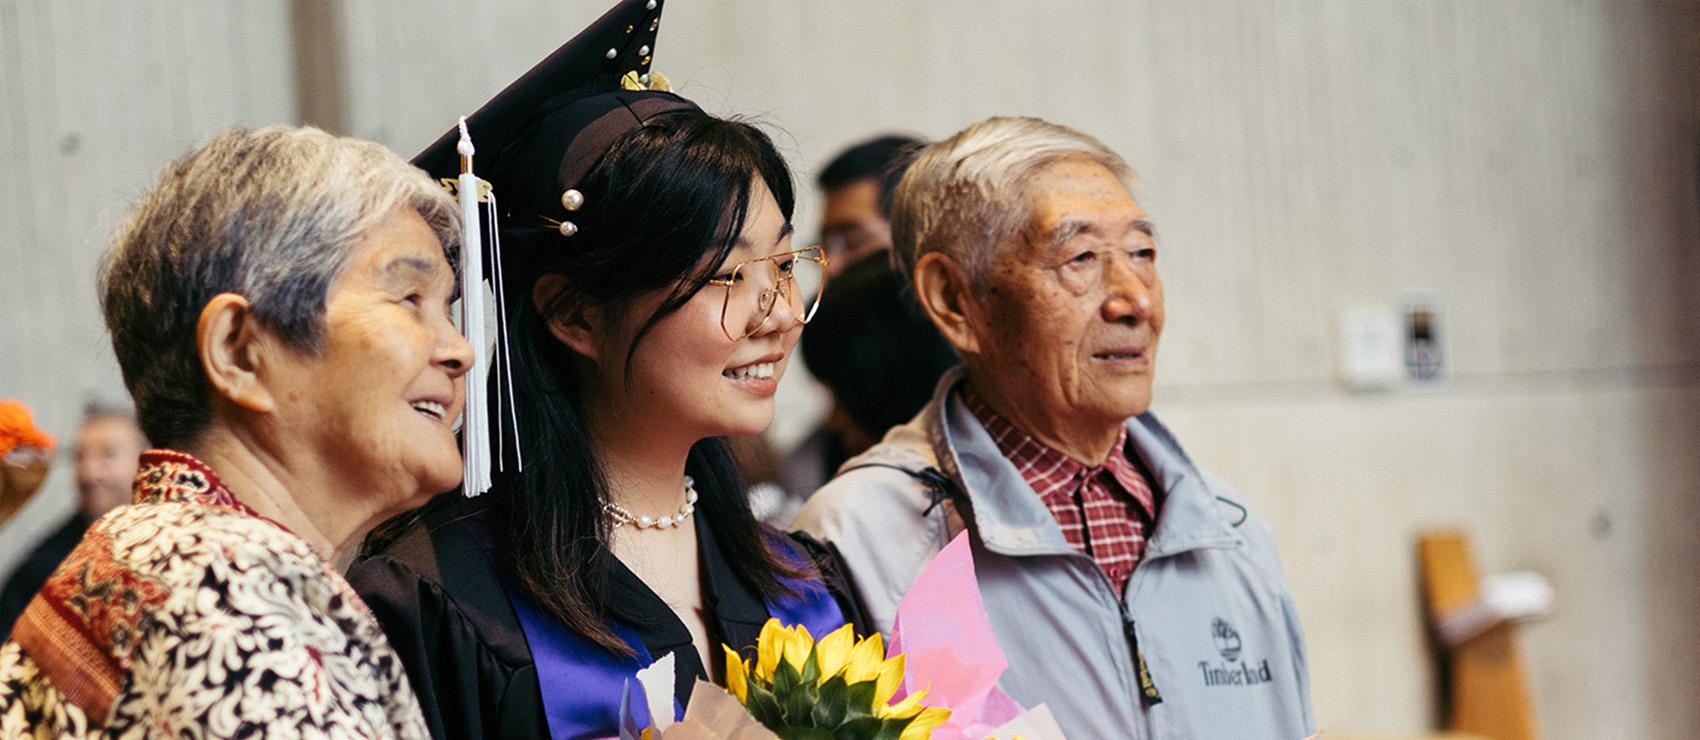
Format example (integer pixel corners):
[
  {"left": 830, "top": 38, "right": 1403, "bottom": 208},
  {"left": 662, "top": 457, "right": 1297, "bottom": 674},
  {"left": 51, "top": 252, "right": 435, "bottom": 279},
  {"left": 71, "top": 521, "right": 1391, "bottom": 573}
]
[
  {"left": 416, "top": 0, "right": 699, "bottom": 496},
  {"left": 412, "top": 0, "right": 698, "bottom": 229}
]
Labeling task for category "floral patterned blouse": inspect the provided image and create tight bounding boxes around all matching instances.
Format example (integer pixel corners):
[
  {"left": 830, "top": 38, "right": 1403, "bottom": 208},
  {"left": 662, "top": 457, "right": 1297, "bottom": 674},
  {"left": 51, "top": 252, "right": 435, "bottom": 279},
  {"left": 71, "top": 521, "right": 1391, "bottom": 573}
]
[{"left": 0, "top": 450, "right": 428, "bottom": 738}]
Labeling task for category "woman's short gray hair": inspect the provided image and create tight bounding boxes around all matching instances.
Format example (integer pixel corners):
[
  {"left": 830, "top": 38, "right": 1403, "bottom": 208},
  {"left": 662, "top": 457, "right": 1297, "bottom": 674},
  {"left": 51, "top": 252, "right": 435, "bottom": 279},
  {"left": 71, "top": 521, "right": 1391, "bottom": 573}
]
[
  {"left": 100, "top": 125, "right": 459, "bottom": 447},
  {"left": 888, "top": 116, "right": 1138, "bottom": 284}
]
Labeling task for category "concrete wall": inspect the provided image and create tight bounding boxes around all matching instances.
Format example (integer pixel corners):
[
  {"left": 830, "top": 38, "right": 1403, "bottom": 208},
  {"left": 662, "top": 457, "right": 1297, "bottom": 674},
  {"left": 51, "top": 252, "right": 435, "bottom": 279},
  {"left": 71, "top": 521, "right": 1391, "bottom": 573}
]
[
  {"left": 2, "top": 1, "right": 1695, "bottom": 736},
  {"left": 0, "top": 0, "right": 297, "bottom": 598}
]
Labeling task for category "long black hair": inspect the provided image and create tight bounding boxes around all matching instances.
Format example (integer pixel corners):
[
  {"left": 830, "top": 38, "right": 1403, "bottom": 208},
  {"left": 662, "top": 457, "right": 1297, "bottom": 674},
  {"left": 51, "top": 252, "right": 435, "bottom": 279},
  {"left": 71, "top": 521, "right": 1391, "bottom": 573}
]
[{"left": 490, "top": 109, "right": 809, "bottom": 654}]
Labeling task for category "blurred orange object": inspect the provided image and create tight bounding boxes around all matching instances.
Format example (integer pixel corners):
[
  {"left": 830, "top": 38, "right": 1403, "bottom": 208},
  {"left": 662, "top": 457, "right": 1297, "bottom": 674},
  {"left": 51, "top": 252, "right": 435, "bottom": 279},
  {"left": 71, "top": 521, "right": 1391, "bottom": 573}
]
[
  {"left": 0, "top": 399, "right": 56, "bottom": 525},
  {"left": 0, "top": 399, "right": 56, "bottom": 458}
]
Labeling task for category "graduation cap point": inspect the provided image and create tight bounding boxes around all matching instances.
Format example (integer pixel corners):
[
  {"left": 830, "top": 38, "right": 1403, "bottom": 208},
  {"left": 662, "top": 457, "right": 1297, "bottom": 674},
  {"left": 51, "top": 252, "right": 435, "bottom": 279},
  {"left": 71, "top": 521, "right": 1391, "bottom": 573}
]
[{"left": 414, "top": 0, "right": 689, "bottom": 212}]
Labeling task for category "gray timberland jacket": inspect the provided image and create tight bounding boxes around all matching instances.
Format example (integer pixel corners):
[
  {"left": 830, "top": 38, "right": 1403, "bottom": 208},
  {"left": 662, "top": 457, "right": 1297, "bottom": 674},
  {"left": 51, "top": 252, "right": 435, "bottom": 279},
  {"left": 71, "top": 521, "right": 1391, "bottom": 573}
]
[{"left": 793, "top": 369, "right": 1316, "bottom": 739}]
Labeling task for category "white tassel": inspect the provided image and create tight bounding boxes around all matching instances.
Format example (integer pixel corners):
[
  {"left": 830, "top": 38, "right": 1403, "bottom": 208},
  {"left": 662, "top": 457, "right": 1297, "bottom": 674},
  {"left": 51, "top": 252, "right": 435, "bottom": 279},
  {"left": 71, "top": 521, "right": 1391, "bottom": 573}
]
[
  {"left": 456, "top": 117, "right": 494, "bottom": 496},
  {"left": 486, "top": 192, "right": 522, "bottom": 473}
]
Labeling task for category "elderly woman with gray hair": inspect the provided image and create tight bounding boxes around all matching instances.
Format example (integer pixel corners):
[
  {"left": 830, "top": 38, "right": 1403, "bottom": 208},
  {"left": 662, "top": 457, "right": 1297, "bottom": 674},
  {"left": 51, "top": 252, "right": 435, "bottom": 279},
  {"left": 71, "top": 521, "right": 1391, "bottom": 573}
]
[{"left": 0, "top": 126, "right": 469, "bottom": 738}]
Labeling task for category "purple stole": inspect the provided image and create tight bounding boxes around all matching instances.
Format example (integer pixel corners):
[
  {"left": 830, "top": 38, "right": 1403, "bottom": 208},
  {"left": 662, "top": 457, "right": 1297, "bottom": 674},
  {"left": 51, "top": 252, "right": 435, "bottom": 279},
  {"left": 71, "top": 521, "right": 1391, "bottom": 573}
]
[{"left": 505, "top": 567, "right": 845, "bottom": 738}]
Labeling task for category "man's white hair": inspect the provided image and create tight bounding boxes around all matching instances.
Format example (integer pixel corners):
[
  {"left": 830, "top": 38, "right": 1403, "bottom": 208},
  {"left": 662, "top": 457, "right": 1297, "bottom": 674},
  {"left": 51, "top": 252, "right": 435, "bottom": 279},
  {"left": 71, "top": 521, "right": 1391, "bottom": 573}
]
[{"left": 889, "top": 116, "right": 1139, "bottom": 284}]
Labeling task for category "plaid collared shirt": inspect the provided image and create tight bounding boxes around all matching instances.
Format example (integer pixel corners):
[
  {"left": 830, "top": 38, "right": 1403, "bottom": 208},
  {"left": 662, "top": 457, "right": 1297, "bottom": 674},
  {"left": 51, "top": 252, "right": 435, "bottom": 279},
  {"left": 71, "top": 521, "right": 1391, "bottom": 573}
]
[{"left": 961, "top": 385, "right": 1160, "bottom": 595}]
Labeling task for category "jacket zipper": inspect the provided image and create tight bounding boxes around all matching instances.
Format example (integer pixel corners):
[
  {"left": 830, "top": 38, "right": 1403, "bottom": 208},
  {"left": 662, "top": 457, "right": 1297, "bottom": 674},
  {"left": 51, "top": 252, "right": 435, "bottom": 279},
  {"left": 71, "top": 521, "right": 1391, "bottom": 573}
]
[
  {"left": 925, "top": 460, "right": 1167, "bottom": 723},
  {"left": 1070, "top": 479, "right": 1163, "bottom": 708},
  {"left": 1119, "top": 597, "right": 1163, "bottom": 706}
]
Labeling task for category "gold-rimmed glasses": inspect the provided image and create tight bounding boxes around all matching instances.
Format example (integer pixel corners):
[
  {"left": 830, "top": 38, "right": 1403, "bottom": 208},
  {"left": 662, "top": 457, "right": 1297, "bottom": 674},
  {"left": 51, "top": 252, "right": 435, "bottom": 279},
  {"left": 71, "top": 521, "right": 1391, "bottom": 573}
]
[{"left": 707, "top": 246, "right": 829, "bottom": 341}]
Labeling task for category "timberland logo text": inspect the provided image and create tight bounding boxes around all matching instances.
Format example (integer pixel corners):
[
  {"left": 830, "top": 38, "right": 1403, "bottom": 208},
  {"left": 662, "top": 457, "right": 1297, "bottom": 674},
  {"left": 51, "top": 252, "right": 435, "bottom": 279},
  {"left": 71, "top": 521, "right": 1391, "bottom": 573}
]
[
  {"left": 1198, "top": 658, "right": 1273, "bottom": 687},
  {"left": 1201, "top": 617, "right": 1272, "bottom": 687}
]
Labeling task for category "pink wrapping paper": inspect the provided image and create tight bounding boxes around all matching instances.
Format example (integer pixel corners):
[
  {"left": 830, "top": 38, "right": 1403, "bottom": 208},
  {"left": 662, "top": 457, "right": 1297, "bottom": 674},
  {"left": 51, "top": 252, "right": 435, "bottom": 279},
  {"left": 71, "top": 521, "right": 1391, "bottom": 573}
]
[{"left": 887, "top": 532, "right": 1025, "bottom": 738}]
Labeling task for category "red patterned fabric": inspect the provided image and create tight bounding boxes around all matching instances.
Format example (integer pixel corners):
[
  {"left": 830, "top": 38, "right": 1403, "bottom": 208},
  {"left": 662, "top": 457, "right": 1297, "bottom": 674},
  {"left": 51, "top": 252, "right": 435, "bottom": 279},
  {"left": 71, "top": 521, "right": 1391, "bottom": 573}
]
[
  {"left": 0, "top": 449, "right": 428, "bottom": 737},
  {"left": 960, "top": 386, "right": 1159, "bottom": 595}
]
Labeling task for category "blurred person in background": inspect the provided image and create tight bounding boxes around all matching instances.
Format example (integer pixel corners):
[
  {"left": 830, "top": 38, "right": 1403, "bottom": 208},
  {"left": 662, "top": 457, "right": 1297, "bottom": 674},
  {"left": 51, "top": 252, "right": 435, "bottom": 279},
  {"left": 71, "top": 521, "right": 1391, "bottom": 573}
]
[
  {"left": 763, "top": 135, "right": 926, "bottom": 520},
  {"left": 816, "top": 134, "right": 922, "bottom": 276},
  {"left": 0, "top": 400, "right": 145, "bottom": 636},
  {"left": 0, "top": 125, "right": 469, "bottom": 737},
  {"left": 771, "top": 252, "right": 957, "bottom": 523},
  {"left": 0, "top": 400, "right": 55, "bottom": 530},
  {"left": 68, "top": 401, "right": 145, "bottom": 519},
  {"left": 795, "top": 116, "right": 1315, "bottom": 738}
]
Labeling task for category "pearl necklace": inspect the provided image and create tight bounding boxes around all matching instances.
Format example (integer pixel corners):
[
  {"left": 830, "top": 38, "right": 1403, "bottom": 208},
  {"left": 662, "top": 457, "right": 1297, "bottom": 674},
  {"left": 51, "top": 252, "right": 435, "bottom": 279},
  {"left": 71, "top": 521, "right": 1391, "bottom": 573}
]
[{"left": 604, "top": 475, "right": 699, "bottom": 530}]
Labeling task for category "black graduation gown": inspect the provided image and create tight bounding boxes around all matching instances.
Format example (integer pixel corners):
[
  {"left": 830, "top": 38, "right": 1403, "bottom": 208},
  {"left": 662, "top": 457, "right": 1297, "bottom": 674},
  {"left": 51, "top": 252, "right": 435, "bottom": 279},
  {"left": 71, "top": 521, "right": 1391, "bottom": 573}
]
[{"left": 346, "top": 492, "right": 867, "bottom": 740}]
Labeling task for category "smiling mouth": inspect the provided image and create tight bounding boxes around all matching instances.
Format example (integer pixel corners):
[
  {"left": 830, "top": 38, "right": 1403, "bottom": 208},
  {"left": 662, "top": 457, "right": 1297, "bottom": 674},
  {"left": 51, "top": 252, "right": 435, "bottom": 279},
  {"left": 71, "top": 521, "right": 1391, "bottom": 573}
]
[
  {"left": 1093, "top": 349, "right": 1147, "bottom": 361},
  {"left": 411, "top": 400, "right": 448, "bottom": 422},
  {"left": 724, "top": 361, "right": 777, "bottom": 381}
]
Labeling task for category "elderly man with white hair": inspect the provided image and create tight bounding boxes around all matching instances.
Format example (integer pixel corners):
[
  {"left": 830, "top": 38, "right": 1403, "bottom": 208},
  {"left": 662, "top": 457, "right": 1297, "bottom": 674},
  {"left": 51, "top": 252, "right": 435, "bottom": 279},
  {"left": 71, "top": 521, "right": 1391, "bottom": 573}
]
[{"left": 794, "top": 117, "right": 1315, "bottom": 738}]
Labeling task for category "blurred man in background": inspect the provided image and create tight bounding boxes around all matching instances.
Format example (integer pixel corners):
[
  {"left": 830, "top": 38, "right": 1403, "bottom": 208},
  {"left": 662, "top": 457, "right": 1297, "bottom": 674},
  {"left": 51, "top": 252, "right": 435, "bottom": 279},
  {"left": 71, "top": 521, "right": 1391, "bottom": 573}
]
[
  {"left": 0, "top": 400, "right": 144, "bottom": 634},
  {"left": 772, "top": 252, "right": 958, "bottom": 522},
  {"left": 816, "top": 134, "right": 921, "bottom": 276},
  {"left": 761, "top": 135, "right": 933, "bottom": 524}
]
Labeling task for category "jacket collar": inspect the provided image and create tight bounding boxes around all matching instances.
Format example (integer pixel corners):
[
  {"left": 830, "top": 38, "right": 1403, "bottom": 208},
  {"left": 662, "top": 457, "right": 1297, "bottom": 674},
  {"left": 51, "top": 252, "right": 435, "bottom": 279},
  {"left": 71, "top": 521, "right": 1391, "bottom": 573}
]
[
  {"left": 918, "top": 367, "right": 1242, "bottom": 560},
  {"left": 134, "top": 449, "right": 244, "bottom": 509},
  {"left": 133, "top": 449, "right": 293, "bottom": 532}
]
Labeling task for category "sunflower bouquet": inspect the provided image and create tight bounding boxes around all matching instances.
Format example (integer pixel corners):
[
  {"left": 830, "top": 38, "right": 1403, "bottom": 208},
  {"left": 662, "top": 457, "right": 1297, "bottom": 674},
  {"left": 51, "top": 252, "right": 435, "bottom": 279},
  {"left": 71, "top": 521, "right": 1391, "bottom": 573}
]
[
  {"left": 624, "top": 534, "right": 1062, "bottom": 740},
  {"left": 722, "top": 620, "right": 950, "bottom": 740}
]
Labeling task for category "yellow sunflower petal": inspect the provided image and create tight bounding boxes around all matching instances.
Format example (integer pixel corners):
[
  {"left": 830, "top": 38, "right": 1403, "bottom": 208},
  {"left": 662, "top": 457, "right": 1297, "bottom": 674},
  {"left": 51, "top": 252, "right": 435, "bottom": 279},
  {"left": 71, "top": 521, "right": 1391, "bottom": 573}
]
[
  {"left": 862, "top": 632, "right": 884, "bottom": 660},
  {"left": 756, "top": 619, "right": 784, "bottom": 682},
  {"left": 879, "top": 687, "right": 927, "bottom": 720},
  {"left": 781, "top": 623, "right": 814, "bottom": 674},
  {"left": 898, "top": 706, "right": 952, "bottom": 740},
  {"left": 813, "top": 624, "right": 855, "bottom": 684},
  {"left": 843, "top": 633, "right": 885, "bottom": 684},
  {"left": 873, "top": 654, "right": 906, "bottom": 706},
  {"left": 723, "top": 645, "right": 749, "bottom": 703}
]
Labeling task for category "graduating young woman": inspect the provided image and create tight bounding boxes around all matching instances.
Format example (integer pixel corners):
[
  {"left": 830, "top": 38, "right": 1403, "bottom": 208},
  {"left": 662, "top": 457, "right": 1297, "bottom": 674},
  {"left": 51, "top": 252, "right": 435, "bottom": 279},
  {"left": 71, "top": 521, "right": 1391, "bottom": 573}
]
[{"left": 345, "top": 2, "right": 864, "bottom": 737}]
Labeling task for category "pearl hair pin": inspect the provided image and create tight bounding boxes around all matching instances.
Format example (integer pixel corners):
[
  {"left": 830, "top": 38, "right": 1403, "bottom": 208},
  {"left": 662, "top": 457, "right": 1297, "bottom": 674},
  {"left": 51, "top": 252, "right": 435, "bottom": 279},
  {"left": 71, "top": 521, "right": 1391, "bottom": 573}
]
[
  {"left": 561, "top": 189, "right": 585, "bottom": 211},
  {"left": 604, "top": 476, "right": 699, "bottom": 530},
  {"left": 552, "top": 189, "right": 586, "bottom": 238}
]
